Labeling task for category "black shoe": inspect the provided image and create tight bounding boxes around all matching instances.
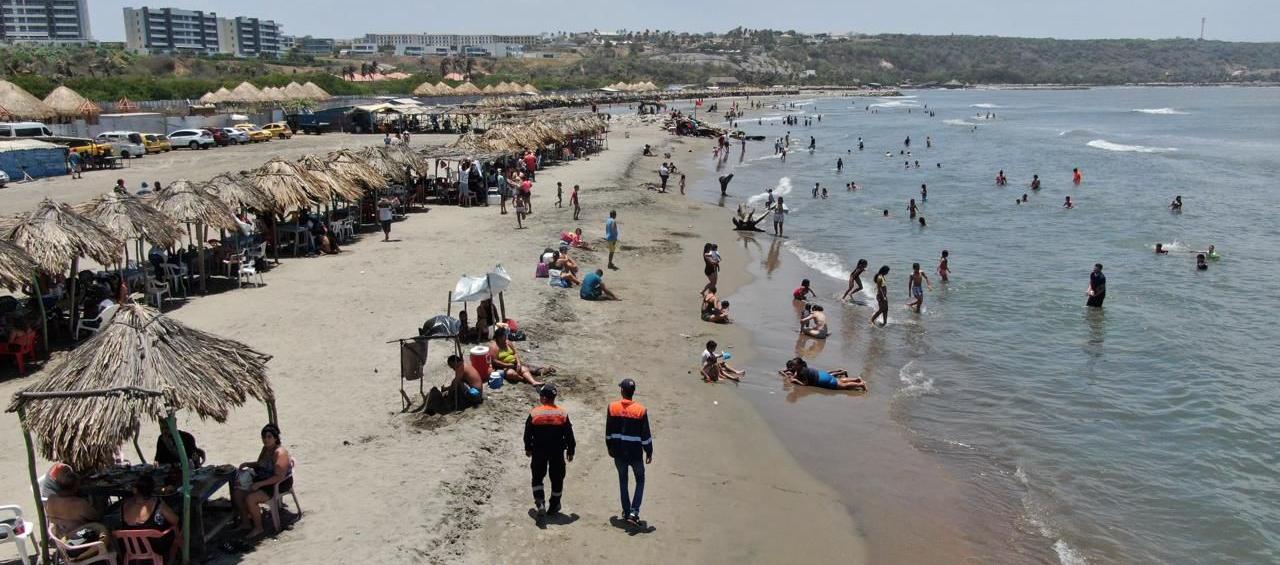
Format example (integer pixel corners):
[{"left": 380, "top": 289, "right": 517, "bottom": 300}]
[
  {"left": 535, "top": 502, "right": 546, "bottom": 518},
  {"left": 626, "top": 513, "right": 640, "bottom": 526},
  {"left": 547, "top": 500, "right": 561, "bottom": 515}
]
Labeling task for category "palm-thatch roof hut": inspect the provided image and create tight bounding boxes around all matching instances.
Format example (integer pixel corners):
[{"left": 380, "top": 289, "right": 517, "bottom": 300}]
[
  {"left": 227, "top": 82, "right": 265, "bottom": 103},
  {"left": 326, "top": 149, "right": 385, "bottom": 190},
  {"left": 204, "top": 172, "right": 273, "bottom": 212},
  {"left": 301, "top": 82, "right": 331, "bottom": 100},
  {"left": 0, "top": 79, "right": 57, "bottom": 121},
  {"left": 283, "top": 82, "right": 309, "bottom": 100},
  {"left": 247, "top": 158, "right": 321, "bottom": 213},
  {"left": 198, "top": 92, "right": 218, "bottom": 104},
  {"left": 481, "top": 84, "right": 496, "bottom": 95},
  {"left": 42, "top": 85, "right": 100, "bottom": 121},
  {"left": 75, "top": 192, "right": 184, "bottom": 250},
  {"left": 0, "top": 239, "right": 38, "bottom": 291},
  {"left": 0, "top": 198, "right": 121, "bottom": 275},
  {"left": 521, "top": 83, "right": 539, "bottom": 94},
  {"left": 453, "top": 82, "right": 482, "bottom": 95},
  {"left": 147, "top": 180, "right": 237, "bottom": 232},
  {"left": 297, "top": 154, "right": 364, "bottom": 202},
  {"left": 9, "top": 302, "right": 274, "bottom": 470},
  {"left": 433, "top": 82, "right": 453, "bottom": 95},
  {"left": 412, "top": 82, "right": 436, "bottom": 96},
  {"left": 211, "top": 87, "right": 232, "bottom": 102}
]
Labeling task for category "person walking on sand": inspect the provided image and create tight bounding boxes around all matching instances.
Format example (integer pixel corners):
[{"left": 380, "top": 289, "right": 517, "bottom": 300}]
[
  {"left": 377, "top": 196, "right": 395, "bottom": 241},
  {"left": 703, "top": 243, "right": 720, "bottom": 293},
  {"left": 937, "top": 250, "right": 950, "bottom": 283},
  {"left": 556, "top": 181, "right": 564, "bottom": 208},
  {"left": 525, "top": 383, "right": 575, "bottom": 521},
  {"left": 1087, "top": 263, "right": 1106, "bottom": 308},
  {"left": 906, "top": 262, "right": 932, "bottom": 313},
  {"left": 605, "top": 210, "right": 619, "bottom": 269},
  {"left": 843, "top": 259, "right": 869, "bottom": 301},
  {"left": 658, "top": 163, "right": 670, "bottom": 192},
  {"left": 571, "top": 185, "right": 581, "bottom": 221},
  {"left": 607, "top": 378, "right": 653, "bottom": 526},
  {"left": 872, "top": 266, "right": 891, "bottom": 326},
  {"left": 679, "top": 173, "right": 687, "bottom": 195}
]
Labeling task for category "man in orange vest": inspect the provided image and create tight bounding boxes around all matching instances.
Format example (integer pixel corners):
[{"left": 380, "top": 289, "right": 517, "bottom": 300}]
[
  {"left": 606, "top": 378, "right": 653, "bottom": 525},
  {"left": 524, "top": 383, "right": 574, "bottom": 519}
]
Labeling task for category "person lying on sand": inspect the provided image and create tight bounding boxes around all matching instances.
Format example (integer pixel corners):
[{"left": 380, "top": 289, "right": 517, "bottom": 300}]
[
  {"left": 779, "top": 357, "right": 866, "bottom": 391},
  {"left": 561, "top": 228, "right": 593, "bottom": 250},
  {"left": 489, "top": 327, "right": 554, "bottom": 386},
  {"left": 701, "top": 340, "right": 744, "bottom": 382}
]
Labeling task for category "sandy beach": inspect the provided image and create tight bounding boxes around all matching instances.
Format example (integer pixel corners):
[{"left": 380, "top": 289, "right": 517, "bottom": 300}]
[{"left": 0, "top": 115, "right": 866, "bottom": 564}]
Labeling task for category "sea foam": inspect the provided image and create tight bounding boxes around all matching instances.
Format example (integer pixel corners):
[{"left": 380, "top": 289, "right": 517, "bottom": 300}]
[
  {"left": 1133, "top": 108, "right": 1188, "bottom": 115},
  {"left": 784, "top": 241, "right": 847, "bottom": 281},
  {"left": 971, "top": 103, "right": 1002, "bottom": 109},
  {"left": 1087, "top": 139, "right": 1177, "bottom": 153},
  {"left": 746, "top": 176, "right": 793, "bottom": 206}
]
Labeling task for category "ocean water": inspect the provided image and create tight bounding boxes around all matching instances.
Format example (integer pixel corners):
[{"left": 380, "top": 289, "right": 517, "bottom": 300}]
[{"left": 694, "top": 87, "right": 1280, "bottom": 564}]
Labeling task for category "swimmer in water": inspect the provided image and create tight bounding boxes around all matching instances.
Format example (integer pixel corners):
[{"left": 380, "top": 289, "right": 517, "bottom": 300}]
[
  {"left": 1155, "top": 243, "right": 1168, "bottom": 254},
  {"left": 886, "top": 152, "right": 892, "bottom": 158},
  {"left": 800, "top": 305, "right": 829, "bottom": 339},
  {"left": 836, "top": 158, "right": 843, "bottom": 172},
  {"left": 1064, "top": 196, "right": 1074, "bottom": 209},
  {"left": 906, "top": 262, "right": 932, "bottom": 313},
  {"left": 1073, "top": 168, "right": 1083, "bottom": 185},
  {"left": 1030, "top": 174, "right": 1041, "bottom": 190},
  {"left": 872, "top": 266, "right": 891, "bottom": 326},
  {"left": 996, "top": 170, "right": 1008, "bottom": 186},
  {"left": 921, "top": 184, "right": 928, "bottom": 202},
  {"left": 937, "top": 250, "right": 950, "bottom": 282},
  {"left": 908, "top": 198, "right": 919, "bottom": 218},
  {"left": 1170, "top": 195, "right": 1183, "bottom": 211},
  {"left": 792, "top": 278, "right": 816, "bottom": 302},
  {"left": 1196, "top": 254, "right": 1208, "bottom": 270},
  {"left": 1021, "top": 194, "right": 1029, "bottom": 203},
  {"left": 821, "top": 186, "right": 828, "bottom": 199},
  {"left": 779, "top": 357, "right": 866, "bottom": 391},
  {"left": 882, "top": 209, "right": 889, "bottom": 217},
  {"left": 843, "top": 259, "right": 869, "bottom": 301},
  {"left": 918, "top": 216, "right": 927, "bottom": 227},
  {"left": 1197, "top": 244, "right": 1219, "bottom": 260}
]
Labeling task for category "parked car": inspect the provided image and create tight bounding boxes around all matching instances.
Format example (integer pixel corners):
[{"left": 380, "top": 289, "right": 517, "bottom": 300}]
[
  {"left": 262, "top": 122, "right": 293, "bottom": 139},
  {"left": 202, "top": 127, "right": 231, "bottom": 146},
  {"left": 167, "top": 129, "right": 216, "bottom": 150},
  {"left": 0, "top": 169, "right": 8, "bottom": 187},
  {"left": 0, "top": 122, "right": 54, "bottom": 138},
  {"left": 94, "top": 131, "right": 147, "bottom": 159},
  {"left": 43, "top": 136, "right": 112, "bottom": 158},
  {"left": 219, "top": 127, "right": 251, "bottom": 145},
  {"left": 233, "top": 124, "right": 273, "bottom": 143},
  {"left": 142, "top": 133, "right": 173, "bottom": 153}
]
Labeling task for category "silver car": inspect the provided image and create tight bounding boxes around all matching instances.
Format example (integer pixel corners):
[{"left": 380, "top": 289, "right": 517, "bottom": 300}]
[
  {"left": 220, "top": 127, "right": 250, "bottom": 145},
  {"left": 0, "top": 168, "right": 9, "bottom": 187}
]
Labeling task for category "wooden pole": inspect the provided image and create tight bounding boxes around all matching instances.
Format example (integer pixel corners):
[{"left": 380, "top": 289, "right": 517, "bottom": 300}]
[
  {"left": 32, "top": 274, "right": 48, "bottom": 352},
  {"left": 67, "top": 257, "right": 80, "bottom": 338},
  {"left": 164, "top": 413, "right": 192, "bottom": 565},
  {"left": 17, "top": 406, "right": 52, "bottom": 564},
  {"left": 197, "top": 222, "right": 207, "bottom": 294},
  {"left": 132, "top": 430, "right": 147, "bottom": 464}
]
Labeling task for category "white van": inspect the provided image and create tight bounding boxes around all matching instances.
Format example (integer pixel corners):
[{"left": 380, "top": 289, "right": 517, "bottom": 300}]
[
  {"left": 94, "top": 131, "right": 147, "bottom": 159},
  {"left": 0, "top": 122, "right": 54, "bottom": 138}
]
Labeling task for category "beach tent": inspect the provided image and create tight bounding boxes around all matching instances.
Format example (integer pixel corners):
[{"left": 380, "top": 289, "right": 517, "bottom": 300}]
[
  {"left": 0, "top": 139, "right": 70, "bottom": 180},
  {"left": 42, "top": 85, "right": 100, "bottom": 121},
  {"left": 7, "top": 302, "right": 275, "bottom": 565},
  {"left": 0, "top": 80, "right": 56, "bottom": 121}
]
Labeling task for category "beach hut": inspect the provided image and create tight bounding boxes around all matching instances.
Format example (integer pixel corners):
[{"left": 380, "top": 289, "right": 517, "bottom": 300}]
[
  {"left": 0, "top": 139, "right": 70, "bottom": 180},
  {"left": 1, "top": 199, "right": 122, "bottom": 347},
  {"left": 211, "top": 87, "right": 232, "bottom": 103},
  {"left": 453, "top": 82, "right": 482, "bottom": 95},
  {"left": 0, "top": 79, "right": 56, "bottom": 121},
  {"left": 7, "top": 301, "right": 275, "bottom": 564},
  {"left": 282, "top": 82, "right": 309, "bottom": 100},
  {"left": 228, "top": 82, "right": 265, "bottom": 103},
  {"left": 301, "top": 82, "right": 331, "bottom": 100},
  {"left": 75, "top": 192, "right": 185, "bottom": 308},
  {"left": 204, "top": 172, "right": 273, "bottom": 212},
  {"left": 147, "top": 180, "right": 237, "bottom": 292},
  {"left": 522, "top": 83, "right": 539, "bottom": 94},
  {"left": 412, "top": 81, "right": 436, "bottom": 96},
  {"left": 42, "top": 85, "right": 101, "bottom": 122},
  {"left": 198, "top": 92, "right": 218, "bottom": 104}
]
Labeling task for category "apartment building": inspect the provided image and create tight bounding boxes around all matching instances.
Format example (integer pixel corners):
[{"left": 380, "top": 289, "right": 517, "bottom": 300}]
[
  {"left": 123, "top": 7, "right": 219, "bottom": 54},
  {"left": 0, "top": 0, "right": 92, "bottom": 44},
  {"left": 230, "top": 16, "right": 282, "bottom": 57},
  {"left": 359, "top": 33, "right": 537, "bottom": 57}
]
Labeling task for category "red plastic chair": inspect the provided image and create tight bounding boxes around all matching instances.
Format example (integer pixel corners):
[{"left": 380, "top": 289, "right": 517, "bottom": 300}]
[
  {"left": 114, "top": 528, "right": 171, "bottom": 565},
  {"left": 0, "top": 332, "right": 37, "bottom": 375}
]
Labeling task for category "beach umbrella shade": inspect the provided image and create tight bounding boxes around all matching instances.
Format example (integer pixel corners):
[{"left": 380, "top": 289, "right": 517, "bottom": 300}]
[
  {"left": 248, "top": 158, "right": 324, "bottom": 212},
  {"left": 42, "top": 86, "right": 100, "bottom": 120},
  {"left": 326, "top": 149, "right": 386, "bottom": 190},
  {"left": 8, "top": 302, "right": 274, "bottom": 470},
  {"left": 0, "top": 239, "right": 38, "bottom": 291},
  {"left": 147, "top": 180, "right": 237, "bottom": 293},
  {"left": 75, "top": 192, "right": 184, "bottom": 250},
  {"left": 204, "top": 172, "right": 273, "bottom": 212},
  {"left": 297, "top": 154, "right": 364, "bottom": 202}
]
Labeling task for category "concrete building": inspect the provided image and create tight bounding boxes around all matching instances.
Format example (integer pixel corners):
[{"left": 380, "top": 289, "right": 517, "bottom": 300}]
[
  {"left": 291, "top": 35, "right": 335, "bottom": 56},
  {"left": 360, "top": 33, "right": 536, "bottom": 57},
  {"left": 229, "top": 16, "right": 282, "bottom": 57},
  {"left": 123, "top": 7, "right": 220, "bottom": 54},
  {"left": 0, "top": 0, "right": 92, "bottom": 44}
]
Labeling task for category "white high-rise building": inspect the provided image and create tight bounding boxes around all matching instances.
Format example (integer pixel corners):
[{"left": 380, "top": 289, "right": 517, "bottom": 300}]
[
  {"left": 0, "top": 0, "right": 92, "bottom": 44},
  {"left": 122, "top": 6, "right": 284, "bottom": 57}
]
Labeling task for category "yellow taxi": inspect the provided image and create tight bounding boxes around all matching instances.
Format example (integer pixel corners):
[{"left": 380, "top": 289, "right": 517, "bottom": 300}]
[
  {"left": 233, "top": 123, "right": 273, "bottom": 143},
  {"left": 54, "top": 137, "right": 113, "bottom": 159},
  {"left": 262, "top": 122, "right": 294, "bottom": 139},
  {"left": 142, "top": 133, "right": 173, "bottom": 153}
]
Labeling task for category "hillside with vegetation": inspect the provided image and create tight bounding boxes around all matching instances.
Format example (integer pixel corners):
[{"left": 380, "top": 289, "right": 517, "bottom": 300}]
[{"left": 2, "top": 32, "right": 1278, "bottom": 102}]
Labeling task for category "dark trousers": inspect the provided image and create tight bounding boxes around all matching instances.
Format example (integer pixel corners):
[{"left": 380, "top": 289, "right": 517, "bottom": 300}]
[
  {"left": 531, "top": 451, "right": 565, "bottom": 504},
  {"left": 613, "top": 456, "right": 645, "bottom": 516},
  {"left": 1087, "top": 291, "right": 1106, "bottom": 308}
]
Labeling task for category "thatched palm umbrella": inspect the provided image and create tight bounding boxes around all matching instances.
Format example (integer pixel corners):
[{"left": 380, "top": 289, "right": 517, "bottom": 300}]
[
  {"left": 0, "top": 239, "right": 38, "bottom": 291},
  {"left": 297, "top": 154, "right": 364, "bottom": 202},
  {"left": 326, "top": 149, "right": 385, "bottom": 191},
  {"left": 249, "top": 158, "right": 322, "bottom": 212},
  {"left": 205, "top": 172, "right": 273, "bottom": 212},
  {"left": 148, "top": 180, "right": 237, "bottom": 293},
  {"left": 8, "top": 302, "right": 274, "bottom": 564},
  {"left": 42, "top": 85, "right": 100, "bottom": 122},
  {"left": 0, "top": 79, "right": 56, "bottom": 121},
  {"left": 75, "top": 192, "right": 185, "bottom": 316},
  {"left": 1, "top": 199, "right": 122, "bottom": 349}
]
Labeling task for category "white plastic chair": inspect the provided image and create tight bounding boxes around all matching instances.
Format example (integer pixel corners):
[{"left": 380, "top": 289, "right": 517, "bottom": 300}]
[
  {"left": 238, "top": 262, "right": 264, "bottom": 287},
  {"left": 49, "top": 525, "right": 116, "bottom": 564},
  {"left": 0, "top": 505, "right": 34, "bottom": 565},
  {"left": 161, "top": 263, "right": 187, "bottom": 297},
  {"left": 145, "top": 278, "right": 171, "bottom": 309},
  {"left": 75, "top": 304, "right": 118, "bottom": 340},
  {"left": 266, "top": 459, "right": 301, "bottom": 533}
]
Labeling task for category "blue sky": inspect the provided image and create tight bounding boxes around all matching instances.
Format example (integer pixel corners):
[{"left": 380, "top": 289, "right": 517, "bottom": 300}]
[{"left": 91, "top": 0, "right": 1278, "bottom": 42}]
